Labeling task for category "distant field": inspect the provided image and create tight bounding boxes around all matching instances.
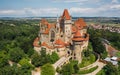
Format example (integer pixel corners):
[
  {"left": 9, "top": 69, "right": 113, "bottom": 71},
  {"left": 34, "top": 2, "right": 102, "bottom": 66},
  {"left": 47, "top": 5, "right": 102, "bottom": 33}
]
[{"left": 0, "top": 17, "right": 120, "bottom": 27}]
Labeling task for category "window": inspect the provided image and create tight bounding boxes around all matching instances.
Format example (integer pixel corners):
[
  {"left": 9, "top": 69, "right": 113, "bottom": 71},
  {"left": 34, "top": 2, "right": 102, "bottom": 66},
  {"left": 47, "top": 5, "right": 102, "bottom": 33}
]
[
  {"left": 68, "top": 51, "right": 70, "bottom": 54},
  {"left": 50, "top": 31, "right": 55, "bottom": 42}
]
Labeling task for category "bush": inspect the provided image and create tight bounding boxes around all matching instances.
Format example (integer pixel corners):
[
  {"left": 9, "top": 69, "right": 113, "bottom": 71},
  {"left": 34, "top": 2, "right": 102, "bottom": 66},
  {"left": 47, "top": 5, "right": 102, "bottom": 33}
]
[
  {"left": 60, "top": 60, "right": 79, "bottom": 75},
  {"left": 41, "top": 63, "right": 55, "bottom": 75},
  {"left": 49, "top": 52, "right": 59, "bottom": 64},
  {"left": 19, "top": 58, "right": 34, "bottom": 70}
]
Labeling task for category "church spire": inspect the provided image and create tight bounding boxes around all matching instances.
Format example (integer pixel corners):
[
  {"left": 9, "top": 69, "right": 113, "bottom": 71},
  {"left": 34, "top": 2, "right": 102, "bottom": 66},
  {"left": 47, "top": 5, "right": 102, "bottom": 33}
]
[{"left": 61, "top": 9, "right": 71, "bottom": 20}]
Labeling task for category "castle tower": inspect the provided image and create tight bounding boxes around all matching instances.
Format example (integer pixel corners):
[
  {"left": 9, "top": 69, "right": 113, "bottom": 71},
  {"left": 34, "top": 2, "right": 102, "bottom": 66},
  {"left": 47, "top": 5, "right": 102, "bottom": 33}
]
[
  {"left": 75, "top": 18, "right": 87, "bottom": 36},
  {"left": 72, "top": 30, "right": 84, "bottom": 63},
  {"left": 60, "top": 9, "right": 72, "bottom": 43},
  {"left": 39, "top": 19, "right": 48, "bottom": 42}
]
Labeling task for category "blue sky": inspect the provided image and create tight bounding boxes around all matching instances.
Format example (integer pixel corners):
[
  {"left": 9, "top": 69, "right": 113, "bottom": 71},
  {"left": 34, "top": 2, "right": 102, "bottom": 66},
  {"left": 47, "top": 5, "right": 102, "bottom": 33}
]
[{"left": 0, "top": 0, "right": 120, "bottom": 17}]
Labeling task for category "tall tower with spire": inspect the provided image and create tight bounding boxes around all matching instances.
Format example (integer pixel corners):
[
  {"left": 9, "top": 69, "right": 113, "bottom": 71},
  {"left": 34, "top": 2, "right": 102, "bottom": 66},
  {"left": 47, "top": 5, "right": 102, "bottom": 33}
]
[{"left": 60, "top": 9, "right": 72, "bottom": 43}]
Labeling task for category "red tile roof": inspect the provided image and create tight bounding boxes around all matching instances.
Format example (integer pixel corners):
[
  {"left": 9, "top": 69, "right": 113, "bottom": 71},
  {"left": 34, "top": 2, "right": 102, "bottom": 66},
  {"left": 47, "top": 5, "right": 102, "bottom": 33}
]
[
  {"left": 73, "top": 30, "right": 82, "bottom": 38},
  {"left": 75, "top": 18, "right": 86, "bottom": 30},
  {"left": 72, "top": 31, "right": 85, "bottom": 41},
  {"left": 55, "top": 39, "right": 65, "bottom": 45},
  {"left": 33, "top": 37, "right": 41, "bottom": 47},
  {"left": 72, "top": 26, "right": 77, "bottom": 33},
  {"left": 72, "top": 38, "right": 85, "bottom": 41},
  {"left": 55, "top": 45, "right": 65, "bottom": 48},
  {"left": 61, "top": 9, "right": 71, "bottom": 20},
  {"left": 41, "top": 42, "right": 53, "bottom": 49}
]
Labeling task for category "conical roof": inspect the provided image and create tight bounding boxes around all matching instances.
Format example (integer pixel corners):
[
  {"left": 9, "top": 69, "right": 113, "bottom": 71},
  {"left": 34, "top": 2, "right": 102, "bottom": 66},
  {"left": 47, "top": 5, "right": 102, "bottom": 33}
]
[
  {"left": 75, "top": 18, "right": 86, "bottom": 30},
  {"left": 72, "top": 31, "right": 85, "bottom": 41},
  {"left": 73, "top": 30, "right": 81, "bottom": 38},
  {"left": 61, "top": 9, "right": 71, "bottom": 20}
]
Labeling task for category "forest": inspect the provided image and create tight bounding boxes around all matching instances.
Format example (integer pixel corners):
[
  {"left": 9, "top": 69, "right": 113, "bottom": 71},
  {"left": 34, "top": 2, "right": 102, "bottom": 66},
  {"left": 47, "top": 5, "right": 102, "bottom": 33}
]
[{"left": 0, "top": 19, "right": 59, "bottom": 75}]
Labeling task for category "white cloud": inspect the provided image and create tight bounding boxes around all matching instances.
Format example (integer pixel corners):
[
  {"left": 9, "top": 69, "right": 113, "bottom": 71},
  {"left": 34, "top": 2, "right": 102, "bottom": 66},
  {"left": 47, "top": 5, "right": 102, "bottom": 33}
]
[
  {"left": 111, "top": 0, "right": 119, "bottom": 3},
  {"left": 0, "top": 3, "right": 120, "bottom": 17},
  {"left": 70, "top": 2, "right": 120, "bottom": 14},
  {"left": 70, "top": 7, "right": 94, "bottom": 13},
  {"left": 110, "top": 4, "right": 120, "bottom": 9},
  {"left": 0, "top": 10, "right": 25, "bottom": 15},
  {"left": 0, "top": 8, "right": 61, "bottom": 17}
]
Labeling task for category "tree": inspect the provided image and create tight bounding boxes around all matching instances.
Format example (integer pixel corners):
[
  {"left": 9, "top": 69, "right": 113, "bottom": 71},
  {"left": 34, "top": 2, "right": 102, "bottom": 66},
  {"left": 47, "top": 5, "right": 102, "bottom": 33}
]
[
  {"left": 0, "top": 51, "right": 9, "bottom": 67},
  {"left": 50, "top": 52, "right": 59, "bottom": 64},
  {"left": 31, "top": 52, "right": 41, "bottom": 67},
  {"left": 84, "top": 50, "right": 91, "bottom": 57},
  {"left": 19, "top": 58, "right": 34, "bottom": 70},
  {"left": 60, "top": 60, "right": 79, "bottom": 75},
  {"left": 41, "top": 63, "right": 55, "bottom": 75},
  {"left": 31, "top": 49, "right": 50, "bottom": 67},
  {"left": 62, "top": 64, "right": 73, "bottom": 75},
  {"left": 73, "top": 64, "right": 79, "bottom": 73},
  {"left": 103, "top": 62, "right": 119, "bottom": 75},
  {"left": 9, "top": 47, "right": 25, "bottom": 63},
  {"left": 61, "top": 63, "right": 74, "bottom": 75},
  {"left": 88, "top": 29, "right": 107, "bottom": 59}
]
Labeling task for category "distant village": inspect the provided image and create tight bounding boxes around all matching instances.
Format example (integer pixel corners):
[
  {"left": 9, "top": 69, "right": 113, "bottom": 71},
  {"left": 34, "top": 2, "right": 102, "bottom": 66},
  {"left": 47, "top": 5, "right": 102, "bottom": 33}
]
[{"left": 89, "top": 24, "right": 120, "bottom": 33}]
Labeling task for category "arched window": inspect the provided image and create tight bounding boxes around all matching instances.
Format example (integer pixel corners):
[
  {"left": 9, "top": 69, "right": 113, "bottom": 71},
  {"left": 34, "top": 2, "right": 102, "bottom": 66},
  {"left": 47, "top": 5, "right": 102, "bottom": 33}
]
[{"left": 50, "top": 31, "right": 55, "bottom": 42}]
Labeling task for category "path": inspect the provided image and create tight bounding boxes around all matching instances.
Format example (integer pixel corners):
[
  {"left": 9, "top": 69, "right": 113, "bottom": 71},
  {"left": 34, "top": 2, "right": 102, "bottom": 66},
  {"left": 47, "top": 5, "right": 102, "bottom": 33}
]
[
  {"left": 85, "top": 61, "right": 106, "bottom": 75},
  {"left": 53, "top": 56, "right": 71, "bottom": 69},
  {"left": 32, "top": 68, "right": 41, "bottom": 75},
  {"left": 79, "top": 53, "right": 106, "bottom": 75},
  {"left": 80, "top": 54, "right": 99, "bottom": 70}
]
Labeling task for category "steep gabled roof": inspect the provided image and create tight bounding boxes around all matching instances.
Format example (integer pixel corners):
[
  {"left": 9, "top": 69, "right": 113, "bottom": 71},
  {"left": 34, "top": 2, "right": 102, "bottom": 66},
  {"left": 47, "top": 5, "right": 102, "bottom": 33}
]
[
  {"left": 75, "top": 18, "right": 86, "bottom": 30},
  {"left": 61, "top": 9, "right": 71, "bottom": 20}
]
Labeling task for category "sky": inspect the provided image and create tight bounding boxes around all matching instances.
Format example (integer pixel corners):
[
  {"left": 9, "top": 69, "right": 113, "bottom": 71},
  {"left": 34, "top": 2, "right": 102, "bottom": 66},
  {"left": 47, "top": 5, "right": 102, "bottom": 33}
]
[{"left": 0, "top": 0, "right": 120, "bottom": 17}]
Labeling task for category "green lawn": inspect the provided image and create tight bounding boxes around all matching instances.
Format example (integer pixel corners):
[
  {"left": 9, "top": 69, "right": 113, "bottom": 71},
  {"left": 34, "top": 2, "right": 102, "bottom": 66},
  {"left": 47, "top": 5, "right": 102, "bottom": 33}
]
[
  {"left": 79, "top": 53, "right": 96, "bottom": 68},
  {"left": 79, "top": 42, "right": 96, "bottom": 68},
  {"left": 96, "top": 69, "right": 105, "bottom": 75},
  {"left": 78, "top": 66, "right": 98, "bottom": 74}
]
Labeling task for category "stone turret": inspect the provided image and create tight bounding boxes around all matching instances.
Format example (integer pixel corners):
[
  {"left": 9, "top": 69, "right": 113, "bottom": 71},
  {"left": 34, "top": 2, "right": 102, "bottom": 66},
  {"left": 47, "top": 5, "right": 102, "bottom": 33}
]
[{"left": 60, "top": 9, "right": 72, "bottom": 43}]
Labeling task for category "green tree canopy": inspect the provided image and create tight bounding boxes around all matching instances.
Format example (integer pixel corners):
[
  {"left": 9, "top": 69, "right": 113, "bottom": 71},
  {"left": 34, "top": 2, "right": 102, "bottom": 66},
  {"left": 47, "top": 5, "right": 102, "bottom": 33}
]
[
  {"left": 9, "top": 47, "right": 25, "bottom": 63},
  {"left": 19, "top": 58, "right": 34, "bottom": 70},
  {"left": 41, "top": 63, "right": 55, "bottom": 75},
  {"left": 103, "top": 62, "right": 119, "bottom": 75},
  {"left": 50, "top": 52, "right": 59, "bottom": 64}
]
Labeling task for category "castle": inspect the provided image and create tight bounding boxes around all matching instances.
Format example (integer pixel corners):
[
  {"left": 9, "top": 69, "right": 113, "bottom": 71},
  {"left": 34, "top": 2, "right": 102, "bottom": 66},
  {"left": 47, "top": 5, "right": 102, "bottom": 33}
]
[{"left": 33, "top": 9, "right": 89, "bottom": 63}]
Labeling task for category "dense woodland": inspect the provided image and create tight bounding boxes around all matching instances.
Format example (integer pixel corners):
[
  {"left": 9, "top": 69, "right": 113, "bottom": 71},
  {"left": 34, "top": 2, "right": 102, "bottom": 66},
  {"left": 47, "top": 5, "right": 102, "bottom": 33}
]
[{"left": 0, "top": 20, "right": 58, "bottom": 75}]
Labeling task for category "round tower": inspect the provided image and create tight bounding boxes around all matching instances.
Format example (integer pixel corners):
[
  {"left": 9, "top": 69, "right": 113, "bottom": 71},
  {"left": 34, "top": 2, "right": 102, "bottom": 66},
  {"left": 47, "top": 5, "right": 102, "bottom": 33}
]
[{"left": 72, "top": 30, "right": 85, "bottom": 63}]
